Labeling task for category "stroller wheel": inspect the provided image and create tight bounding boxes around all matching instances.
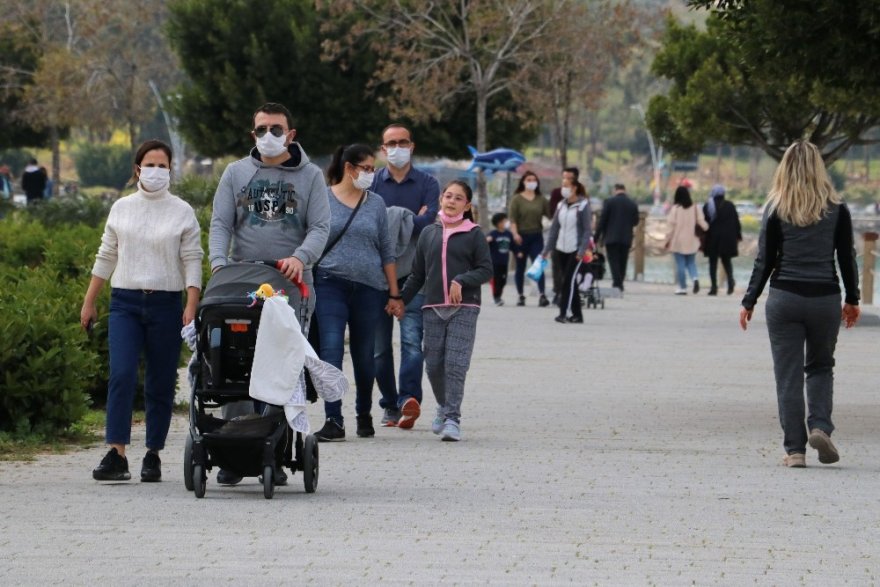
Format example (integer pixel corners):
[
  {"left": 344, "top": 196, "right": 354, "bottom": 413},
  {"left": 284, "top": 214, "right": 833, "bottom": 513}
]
[
  {"left": 183, "top": 435, "right": 194, "bottom": 491},
  {"left": 193, "top": 464, "right": 206, "bottom": 498},
  {"left": 303, "top": 434, "right": 319, "bottom": 494},
  {"left": 263, "top": 465, "right": 275, "bottom": 499}
]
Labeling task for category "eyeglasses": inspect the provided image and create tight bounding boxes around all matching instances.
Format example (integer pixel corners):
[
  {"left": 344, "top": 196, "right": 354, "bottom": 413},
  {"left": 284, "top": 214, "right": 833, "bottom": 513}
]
[
  {"left": 382, "top": 139, "right": 412, "bottom": 148},
  {"left": 253, "top": 125, "right": 286, "bottom": 138},
  {"left": 352, "top": 163, "right": 376, "bottom": 173}
]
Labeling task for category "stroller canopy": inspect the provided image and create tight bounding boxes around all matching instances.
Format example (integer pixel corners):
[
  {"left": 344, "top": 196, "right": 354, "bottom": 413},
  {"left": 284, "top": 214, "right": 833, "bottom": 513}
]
[{"left": 202, "top": 263, "right": 292, "bottom": 305}]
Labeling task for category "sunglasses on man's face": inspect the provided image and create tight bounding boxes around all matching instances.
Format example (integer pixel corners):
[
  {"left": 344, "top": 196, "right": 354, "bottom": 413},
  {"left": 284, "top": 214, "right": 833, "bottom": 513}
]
[{"left": 253, "top": 125, "right": 286, "bottom": 138}]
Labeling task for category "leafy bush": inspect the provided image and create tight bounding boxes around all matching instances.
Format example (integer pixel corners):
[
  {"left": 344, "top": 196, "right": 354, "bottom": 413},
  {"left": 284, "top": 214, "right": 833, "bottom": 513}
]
[
  {"left": 0, "top": 266, "right": 98, "bottom": 435},
  {"left": 0, "top": 217, "right": 50, "bottom": 267},
  {"left": 173, "top": 174, "right": 218, "bottom": 210},
  {"left": 0, "top": 148, "right": 36, "bottom": 176},
  {"left": 24, "top": 193, "right": 113, "bottom": 228},
  {"left": 73, "top": 143, "right": 132, "bottom": 190}
]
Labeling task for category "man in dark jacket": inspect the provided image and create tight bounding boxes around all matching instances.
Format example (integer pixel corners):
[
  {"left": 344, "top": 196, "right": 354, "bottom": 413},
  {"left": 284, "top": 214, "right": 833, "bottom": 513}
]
[
  {"left": 21, "top": 159, "right": 47, "bottom": 204},
  {"left": 595, "top": 183, "right": 639, "bottom": 291}
]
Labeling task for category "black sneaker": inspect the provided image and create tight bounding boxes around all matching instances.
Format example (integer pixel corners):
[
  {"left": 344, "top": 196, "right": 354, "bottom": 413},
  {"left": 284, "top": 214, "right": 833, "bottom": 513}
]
[
  {"left": 92, "top": 447, "right": 131, "bottom": 481},
  {"left": 516, "top": 295, "right": 526, "bottom": 306},
  {"left": 216, "top": 469, "right": 243, "bottom": 485},
  {"left": 315, "top": 418, "right": 346, "bottom": 442},
  {"left": 140, "top": 450, "right": 161, "bottom": 482},
  {"left": 554, "top": 315, "right": 567, "bottom": 324},
  {"left": 356, "top": 414, "right": 375, "bottom": 438},
  {"left": 693, "top": 279, "right": 700, "bottom": 294},
  {"left": 538, "top": 294, "right": 550, "bottom": 307},
  {"left": 567, "top": 316, "right": 584, "bottom": 324}
]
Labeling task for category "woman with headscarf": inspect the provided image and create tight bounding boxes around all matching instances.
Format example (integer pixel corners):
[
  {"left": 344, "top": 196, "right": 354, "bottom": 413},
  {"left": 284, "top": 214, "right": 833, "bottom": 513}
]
[
  {"left": 702, "top": 184, "right": 741, "bottom": 295},
  {"left": 739, "top": 140, "right": 860, "bottom": 468}
]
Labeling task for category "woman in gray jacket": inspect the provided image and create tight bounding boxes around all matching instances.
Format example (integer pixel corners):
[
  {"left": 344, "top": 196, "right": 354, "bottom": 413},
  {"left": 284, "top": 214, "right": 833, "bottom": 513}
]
[
  {"left": 740, "top": 141, "right": 860, "bottom": 468},
  {"left": 543, "top": 182, "right": 592, "bottom": 324}
]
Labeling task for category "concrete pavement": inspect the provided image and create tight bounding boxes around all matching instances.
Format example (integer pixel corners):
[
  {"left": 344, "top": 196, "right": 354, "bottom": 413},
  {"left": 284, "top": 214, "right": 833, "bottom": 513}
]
[{"left": 2, "top": 282, "right": 879, "bottom": 585}]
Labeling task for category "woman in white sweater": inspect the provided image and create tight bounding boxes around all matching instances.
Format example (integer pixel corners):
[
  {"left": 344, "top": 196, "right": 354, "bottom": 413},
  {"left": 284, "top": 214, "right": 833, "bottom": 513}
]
[
  {"left": 665, "top": 185, "right": 709, "bottom": 295},
  {"left": 81, "top": 139, "right": 203, "bottom": 483}
]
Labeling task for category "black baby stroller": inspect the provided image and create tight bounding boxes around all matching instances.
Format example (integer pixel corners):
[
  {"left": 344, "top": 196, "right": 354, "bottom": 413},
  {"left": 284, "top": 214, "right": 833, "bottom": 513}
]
[
  {"left": 577, "top": 251, "right": 605, "bottom": 309},
  {"left": 183, "top": 262, "right": 319, "bottom": 499}
]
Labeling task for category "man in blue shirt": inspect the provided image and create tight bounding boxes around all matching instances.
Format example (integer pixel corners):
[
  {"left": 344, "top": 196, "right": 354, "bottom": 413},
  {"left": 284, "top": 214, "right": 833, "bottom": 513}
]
[{"left": 371, "top": 123, "right": 439, "bottom": 430}]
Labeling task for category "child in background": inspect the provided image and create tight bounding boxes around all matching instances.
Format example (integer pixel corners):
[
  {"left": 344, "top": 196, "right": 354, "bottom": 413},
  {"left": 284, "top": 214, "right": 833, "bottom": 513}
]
[
  {"left": 486, "top": 212, "right": 515, "bottom": 305},
  {"left": 389, "top": 180, "right": 492, "bottom": 441}
]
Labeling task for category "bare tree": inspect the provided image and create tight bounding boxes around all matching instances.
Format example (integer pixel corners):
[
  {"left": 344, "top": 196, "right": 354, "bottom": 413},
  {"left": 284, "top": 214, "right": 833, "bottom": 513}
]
[{"left": 324, "top": 0, "right": 571, "bottom": 225}]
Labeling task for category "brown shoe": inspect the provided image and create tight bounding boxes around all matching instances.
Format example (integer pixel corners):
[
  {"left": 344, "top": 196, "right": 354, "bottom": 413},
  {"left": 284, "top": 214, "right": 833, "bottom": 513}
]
[
  {"left": 808, "top": 429, "right": 840, "bottom": 464},
  {"left": 397, "top": 397, "right": 421, "bottom": 430},
  {"left": 783, "top": 453, "right": 806, "bottom": 468}
]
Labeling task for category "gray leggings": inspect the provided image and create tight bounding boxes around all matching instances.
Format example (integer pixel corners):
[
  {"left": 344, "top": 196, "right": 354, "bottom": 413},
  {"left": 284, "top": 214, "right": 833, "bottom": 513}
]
[
  {"left": 422, "top": 307, "right": 480, "bottom": 423},
  {"left": 765, "top": 288, "right": 841, "bottom": 455}
]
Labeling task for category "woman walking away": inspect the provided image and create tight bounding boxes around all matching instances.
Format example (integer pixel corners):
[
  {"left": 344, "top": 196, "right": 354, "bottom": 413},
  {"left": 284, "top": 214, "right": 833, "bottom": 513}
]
[
  {"left": 740, "top": 140, "right": 860, "bottom": 468},
  {"left": 390, "top": 180, "right": 492, "bottom": 441},
  {"left": 508, "top": 171, "right": 550, "bottom": 307},
  {"left": 703, "top": 184, "right": 741, "bottom": 295},
  {"left": 82, "top": 139, "right": 203, "bottom": 482},
  {"left": 666, "top": 185, "right": 708, "bottom": 295},
  {"left": 312, "top": 144, "right": 399, "bottom": 442},
  {"left": 543, "top": 181, "right": 591, "bottom": 323}
]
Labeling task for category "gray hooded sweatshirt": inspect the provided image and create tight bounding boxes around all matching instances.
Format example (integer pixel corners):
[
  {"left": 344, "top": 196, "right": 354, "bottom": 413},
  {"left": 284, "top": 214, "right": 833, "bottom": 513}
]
[{"left": 209, "top": 143, "right": 330, "bottom": 271}]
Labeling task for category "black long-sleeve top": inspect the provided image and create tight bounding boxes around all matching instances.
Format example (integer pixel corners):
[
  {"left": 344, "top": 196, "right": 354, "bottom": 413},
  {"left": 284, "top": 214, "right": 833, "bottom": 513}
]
[{"left": 741, "top": 203, "right": 860, "bottom": 310}]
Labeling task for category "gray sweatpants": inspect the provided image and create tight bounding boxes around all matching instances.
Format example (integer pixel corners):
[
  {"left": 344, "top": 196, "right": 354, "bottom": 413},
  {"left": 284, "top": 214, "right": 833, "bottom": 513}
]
[
  {"left": 765, "top": 288, "right": 841, "bottom": 455},
  {"left": 422, "top": 307, "right": 480, "bottom": 423}
]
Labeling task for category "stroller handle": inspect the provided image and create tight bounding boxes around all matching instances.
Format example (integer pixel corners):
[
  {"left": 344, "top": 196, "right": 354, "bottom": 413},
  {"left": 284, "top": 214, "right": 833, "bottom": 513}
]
[{"left": 247, "top": 259, "right": 311, "bottom": 299}]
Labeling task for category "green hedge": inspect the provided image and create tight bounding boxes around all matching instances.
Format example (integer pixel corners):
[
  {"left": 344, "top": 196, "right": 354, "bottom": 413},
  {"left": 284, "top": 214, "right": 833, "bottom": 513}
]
[{"left": 73, "top": 143, "right": 132, "bottom": 190}]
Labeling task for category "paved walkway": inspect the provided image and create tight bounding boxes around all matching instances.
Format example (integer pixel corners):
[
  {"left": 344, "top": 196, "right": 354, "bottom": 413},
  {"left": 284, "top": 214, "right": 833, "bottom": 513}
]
[{"left": 2, "top": 282, "right": 879, "bottom": 585}]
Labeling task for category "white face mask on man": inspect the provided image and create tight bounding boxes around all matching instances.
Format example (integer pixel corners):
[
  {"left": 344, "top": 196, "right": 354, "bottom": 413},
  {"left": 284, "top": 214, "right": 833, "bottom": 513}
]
[
  {"left": 139, "top": 166, "right": 170, "bottom": 192},
  {"left": 385, "top": 146, "right": 411, "bottom": 169},
  {"left": 256, "top": 132, "right": 288, "bottom": 158}
]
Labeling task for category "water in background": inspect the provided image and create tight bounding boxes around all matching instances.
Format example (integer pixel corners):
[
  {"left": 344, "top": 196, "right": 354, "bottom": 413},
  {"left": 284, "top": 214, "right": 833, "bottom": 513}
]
[{"left": 641, "top": 255, "right": 877, "bottom": 302}]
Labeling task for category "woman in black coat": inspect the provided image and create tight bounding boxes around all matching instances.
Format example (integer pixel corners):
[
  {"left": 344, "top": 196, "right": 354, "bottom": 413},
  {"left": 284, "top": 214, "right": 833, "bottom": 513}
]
[{"left": 702, "top": 184, "right": 741, "bottom": 295}]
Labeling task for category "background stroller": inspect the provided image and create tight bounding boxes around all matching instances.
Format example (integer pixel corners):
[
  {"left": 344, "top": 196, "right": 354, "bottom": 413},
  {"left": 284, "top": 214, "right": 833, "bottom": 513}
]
[
  {"left": 183, "top": 262, "right": 319, "bottom": 499},
  {"left": 577, "top": 249, "right": 605, "bottom": 309}
]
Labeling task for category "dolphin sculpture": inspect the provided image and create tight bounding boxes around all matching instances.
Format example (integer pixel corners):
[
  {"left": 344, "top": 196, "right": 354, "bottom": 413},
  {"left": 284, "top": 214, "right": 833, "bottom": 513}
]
[{"left": 466, "top": 146, "right": 526, "bottom": 174}]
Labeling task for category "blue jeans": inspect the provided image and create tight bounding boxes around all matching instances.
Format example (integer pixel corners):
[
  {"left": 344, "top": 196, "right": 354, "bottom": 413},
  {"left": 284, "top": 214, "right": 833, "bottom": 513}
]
[
  {"left": 314, "top": 273, "right": 386, "bottom": 424},
  {"left": 673, "top": 253, "right": 698, "bottom": 289},
  {"left": 374, "top": 282, "right": 425, "bottom": 409},
  {"left": 514, "top": 232, "right": 545, "bottom": 295},
  {"left": 106, "top": 289, "right": 182, "bottom": 450}
]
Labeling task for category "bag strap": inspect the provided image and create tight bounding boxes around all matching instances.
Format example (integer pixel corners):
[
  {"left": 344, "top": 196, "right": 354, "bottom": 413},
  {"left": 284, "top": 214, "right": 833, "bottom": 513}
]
[{"left": 316, "top": 189, "right": 367, "bottom": 267}]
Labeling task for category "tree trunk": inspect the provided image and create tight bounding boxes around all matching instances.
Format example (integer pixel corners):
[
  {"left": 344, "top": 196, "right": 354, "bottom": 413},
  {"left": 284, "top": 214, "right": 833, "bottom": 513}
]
[
  {"left": 50, "top": 125, "right": 61, "bottom": 197},
  {"left": 714, "top": 144, "right": 723, "bottom": 182},
  {"left": 748, "top": 147, "right": 760, "bottom": 190},
  {"left": 559, "top": 72, "right": 573, "bottom": 169},
  {"left": 865, "top": 144, "right": 871, "bottom": 182},
  {"left": 475, "top": 90, "right": 489, "bottom": 228},
  {"left": 129, "top": 117, "right": 138, "bottom": 156},
  {"left": 587, "top": 108, "right": 599, "bottom": 177}
]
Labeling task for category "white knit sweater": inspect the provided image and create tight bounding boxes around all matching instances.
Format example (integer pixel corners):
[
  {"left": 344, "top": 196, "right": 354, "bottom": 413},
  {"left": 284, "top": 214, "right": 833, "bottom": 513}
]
[{"left": 92, "top": 187, "right": 204, "bottom": 291}]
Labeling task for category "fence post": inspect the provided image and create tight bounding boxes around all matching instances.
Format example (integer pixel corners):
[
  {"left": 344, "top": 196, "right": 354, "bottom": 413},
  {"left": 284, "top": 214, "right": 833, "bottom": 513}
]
[
  {"left": 633, "top": 210, "right": 648, "bottom": 281},
  {"left": 863, "top": 232, "right": 877, "bottom": 306}
]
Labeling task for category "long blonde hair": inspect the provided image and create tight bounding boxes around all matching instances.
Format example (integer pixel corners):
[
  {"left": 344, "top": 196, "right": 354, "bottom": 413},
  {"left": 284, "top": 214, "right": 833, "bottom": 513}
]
[{"left": 766, "top": 140, "right": 840, "bottom": 226}]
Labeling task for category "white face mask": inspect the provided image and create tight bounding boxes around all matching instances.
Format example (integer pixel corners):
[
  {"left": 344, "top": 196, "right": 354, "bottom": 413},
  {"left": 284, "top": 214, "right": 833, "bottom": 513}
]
[
  {"left": 386, "top": 146, "right": 411, "bottom": 169},
  {"left": 353, "top": 171, "right": 374, "bottom": 190},
  {"left": 139, "top": 166, "right": 170, "bottom": 192},
  {"left": 256, "top": 132, "right": 288, "bottom": 158},
  {"left": 525, "top": 181, "right": 538, "bottom": 191},
  {"left": 561, "top": 186, "right": 572, "bottom": 198}
]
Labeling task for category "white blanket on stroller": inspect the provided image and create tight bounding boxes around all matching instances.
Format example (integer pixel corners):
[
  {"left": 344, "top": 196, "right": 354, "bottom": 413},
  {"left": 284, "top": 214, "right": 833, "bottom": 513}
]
[{"left": 249, "top": 296, "right": 348, "bottom": 434}]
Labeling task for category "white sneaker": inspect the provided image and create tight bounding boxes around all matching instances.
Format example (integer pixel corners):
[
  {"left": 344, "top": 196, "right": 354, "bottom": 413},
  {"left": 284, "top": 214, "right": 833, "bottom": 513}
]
[
  {"left": 431, "top": 407, "right": 445, "bottom": 435},
  {"left": 441, "top": 419, "right": 461, "bottom": 442},
  {"left": 674, "top": 288, "right": 687, "bottom": 295}
]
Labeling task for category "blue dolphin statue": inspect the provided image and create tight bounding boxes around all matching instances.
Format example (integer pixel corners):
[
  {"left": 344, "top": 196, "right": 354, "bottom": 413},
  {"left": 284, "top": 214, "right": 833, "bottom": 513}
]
[{"left": 466, "top": 146, "right": 526, "bottom": 174}]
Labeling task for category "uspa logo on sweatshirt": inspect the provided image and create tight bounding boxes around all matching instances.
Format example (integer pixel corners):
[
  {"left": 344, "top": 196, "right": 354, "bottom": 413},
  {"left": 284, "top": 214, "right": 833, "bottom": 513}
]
[{"left": 243, "top": 179, "right": 298, "bottom": 223}]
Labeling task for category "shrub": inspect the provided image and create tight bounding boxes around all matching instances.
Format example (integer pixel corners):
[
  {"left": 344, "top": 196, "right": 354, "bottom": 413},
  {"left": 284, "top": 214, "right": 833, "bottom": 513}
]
[
  {"left": 73, "top": 143, "right": 132, "bottom": 190},
  {"left": 0, "top": 266, "right": 98, "bottom": 435},
  {"left": 0, "top": 217, "right": 50, "bottom": 267},
  {"left": 24, "top": 194, "right": 112, "bottom": 228},
  {"left": 173, "top": 174, "right": 218, "bottom": 210}
]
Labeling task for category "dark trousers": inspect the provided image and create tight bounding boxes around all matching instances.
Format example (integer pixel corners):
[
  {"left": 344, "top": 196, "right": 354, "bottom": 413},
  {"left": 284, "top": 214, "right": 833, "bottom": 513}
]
[
  {"left": 555, "top": 251, "right": 582, "bottom": 320},
  {"left": 708, "top": 254, "right": 734, "bottom": 291},
  {"left": 765, "top": 289, "right": 840, "bottom": 455},
  {"left": 514, "top": 232, "right": 545, "bottom": 295},
  {"left": 491, "top": 263, "right": 508, "bottom": 299},
  {"left": 605, "top": 243, "right": 630, "bottom": 290},
  {"left": 314, "top": 273, "right": 386, "bottom": 423},
  {"left": 106, "top": 289, "right": 182, "bottom": 450}
]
